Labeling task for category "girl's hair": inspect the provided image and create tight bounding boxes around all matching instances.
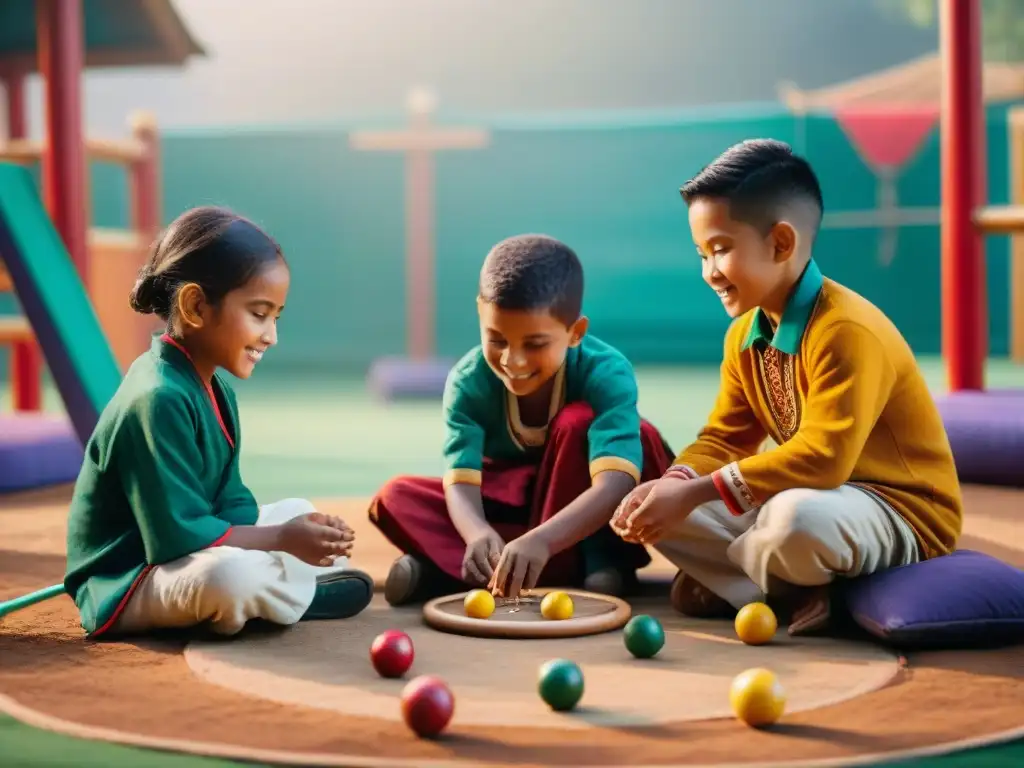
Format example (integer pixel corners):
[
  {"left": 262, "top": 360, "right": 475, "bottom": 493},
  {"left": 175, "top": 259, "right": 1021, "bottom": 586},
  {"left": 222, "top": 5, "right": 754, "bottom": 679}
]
[{"left": 129, "top": 206, "right": 284, "bottom": 321}]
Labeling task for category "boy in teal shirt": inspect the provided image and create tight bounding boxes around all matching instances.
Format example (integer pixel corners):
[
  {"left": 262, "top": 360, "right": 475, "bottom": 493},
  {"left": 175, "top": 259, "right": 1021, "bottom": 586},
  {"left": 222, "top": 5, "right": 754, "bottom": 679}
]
[{"left": 370, "top": 234, "right": 674, "bottom": 604}]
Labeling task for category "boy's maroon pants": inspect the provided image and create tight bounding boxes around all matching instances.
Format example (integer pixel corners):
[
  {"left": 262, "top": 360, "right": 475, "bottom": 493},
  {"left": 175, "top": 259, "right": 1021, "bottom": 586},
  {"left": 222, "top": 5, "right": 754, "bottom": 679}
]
[{"left": 368, "top": 402, "right": 674, "bottom": 587}]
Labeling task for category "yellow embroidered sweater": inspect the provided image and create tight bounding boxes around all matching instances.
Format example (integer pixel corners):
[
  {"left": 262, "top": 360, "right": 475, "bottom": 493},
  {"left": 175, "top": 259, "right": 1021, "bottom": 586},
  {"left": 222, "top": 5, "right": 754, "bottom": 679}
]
[{"left": 670, "top": 259, "right": 963, "bottom": 559}]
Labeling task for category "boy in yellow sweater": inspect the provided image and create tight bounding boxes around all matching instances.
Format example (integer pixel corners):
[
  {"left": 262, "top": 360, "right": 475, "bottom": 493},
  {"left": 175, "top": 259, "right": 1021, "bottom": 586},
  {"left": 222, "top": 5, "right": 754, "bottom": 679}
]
[{"left": 612, "top": 139, "right": 963, "bottom": 635}]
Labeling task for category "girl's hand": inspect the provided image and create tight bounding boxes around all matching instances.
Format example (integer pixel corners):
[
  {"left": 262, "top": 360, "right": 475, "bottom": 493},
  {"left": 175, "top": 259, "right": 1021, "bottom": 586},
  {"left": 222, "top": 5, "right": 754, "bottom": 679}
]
[
  {"left": 279, "top": 513, "right": 354, "bottom": 566},
  {"left": 320, "top": 514, "right": 354, "bottom": 536}
]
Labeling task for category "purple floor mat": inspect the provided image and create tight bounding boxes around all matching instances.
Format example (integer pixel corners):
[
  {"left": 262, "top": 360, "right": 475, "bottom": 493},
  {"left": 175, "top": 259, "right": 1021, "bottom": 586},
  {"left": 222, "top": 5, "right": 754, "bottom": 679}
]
[
  {"left": 0, "top": 413, "right": 83, "bottom": 492},
  {"left": 935, "top": 390, "right": 1024, "bottom": 487},
  {"left": 367, "top": 356, "right": 455, "bottom": 401}
]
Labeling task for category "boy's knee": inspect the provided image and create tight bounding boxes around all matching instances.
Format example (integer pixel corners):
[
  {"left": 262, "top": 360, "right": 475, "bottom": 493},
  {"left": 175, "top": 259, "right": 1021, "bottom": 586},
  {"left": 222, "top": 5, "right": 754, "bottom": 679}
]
[
  {"left": 638, "top": 419, "right": 673, "bottom": 467},
  {"left": 757, "top": 489, "right": 836, "bottom": 554},
  {"left": 374, "top": 475, "right": 419, "bottom": 509},
  {"left": 638, "top": 419, "right": 663, "bottom": 442},
  {"left": 370, "top": 475, "right": 432, "bottom": 524},
  {"left": 550, "top": 402, "right": 594, "bottom": 435}
]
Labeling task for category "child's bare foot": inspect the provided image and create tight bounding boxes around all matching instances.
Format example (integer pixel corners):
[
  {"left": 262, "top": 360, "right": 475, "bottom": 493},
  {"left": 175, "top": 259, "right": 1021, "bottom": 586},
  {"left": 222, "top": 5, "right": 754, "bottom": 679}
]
[{"left": 669, "top": 571, "right": 736, "bottom": 619}]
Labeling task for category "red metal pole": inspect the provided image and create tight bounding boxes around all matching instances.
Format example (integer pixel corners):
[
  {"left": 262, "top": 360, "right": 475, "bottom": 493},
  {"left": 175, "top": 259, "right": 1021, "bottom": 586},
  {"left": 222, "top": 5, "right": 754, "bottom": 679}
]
[
  {"left": 36, "top": 0, "right": 89, "bottom": 286},
  {"left": 940, "top": 0, "right": 987, "bottom": 392},
  {"left": 3, "top": 69, "right": 43, "bottom": 412}
]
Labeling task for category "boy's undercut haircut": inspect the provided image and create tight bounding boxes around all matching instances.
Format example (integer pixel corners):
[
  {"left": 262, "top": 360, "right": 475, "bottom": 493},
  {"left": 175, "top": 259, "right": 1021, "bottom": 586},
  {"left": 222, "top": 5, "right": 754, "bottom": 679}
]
[
  {"left": 680, "top": 139, "right": 824, "bottom": 239},
  {"left": 478, "top": 234, "right": 584, "bottom": 326}
]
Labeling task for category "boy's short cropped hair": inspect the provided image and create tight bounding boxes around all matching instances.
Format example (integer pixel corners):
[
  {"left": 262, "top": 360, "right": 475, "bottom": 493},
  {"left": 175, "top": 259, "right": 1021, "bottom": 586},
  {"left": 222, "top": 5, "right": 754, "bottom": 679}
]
[
  {"left": 478, "top": 234, "right": 584, "bottom": 326},
  {"left": 681, "top": 139, "right": 824, "bottom": 237}
]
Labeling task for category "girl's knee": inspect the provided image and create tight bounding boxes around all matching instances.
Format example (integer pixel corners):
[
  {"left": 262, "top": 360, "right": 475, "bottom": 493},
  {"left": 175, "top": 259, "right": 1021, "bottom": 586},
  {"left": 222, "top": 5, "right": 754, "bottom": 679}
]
[
  {"left": 257, "top": 497, "right": 317, "bottom": 527},
  {"left": 194, "top": 550, "right": 278, "bottom": 610},
  {"left": 264, "top": 497, "right": 316, "bottom": 517},
  {"left": 196, "top": 550, "right": 316, "bottom": 630}
]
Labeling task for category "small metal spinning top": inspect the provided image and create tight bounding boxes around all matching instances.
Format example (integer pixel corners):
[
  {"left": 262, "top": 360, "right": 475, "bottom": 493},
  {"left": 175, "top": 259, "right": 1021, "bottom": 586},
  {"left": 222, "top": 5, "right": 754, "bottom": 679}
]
[{"left": 500, "top": 591, "right": 539, "bottom": 614}]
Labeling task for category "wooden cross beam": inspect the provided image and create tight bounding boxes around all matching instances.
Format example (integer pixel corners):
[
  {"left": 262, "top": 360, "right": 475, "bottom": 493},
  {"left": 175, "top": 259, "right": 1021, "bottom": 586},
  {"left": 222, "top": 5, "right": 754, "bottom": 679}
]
[{"left": 349, "top": 89, "right": 490, "bottom": 360}]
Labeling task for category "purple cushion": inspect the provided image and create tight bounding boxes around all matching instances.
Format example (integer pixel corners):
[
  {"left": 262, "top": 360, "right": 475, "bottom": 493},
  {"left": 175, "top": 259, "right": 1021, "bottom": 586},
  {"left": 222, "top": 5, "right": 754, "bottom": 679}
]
[
  {"left": 366, "top": 356, "right": 454, "bottom": 401},
  {"left": 0, "top": 414, "right": 83, "bottom": 492},
  {"left": 842, "top": 550, "right": 1024, "bottom": 649},
  {"left": 935, "top": 391, "right": 1024, "bottom": 486}
]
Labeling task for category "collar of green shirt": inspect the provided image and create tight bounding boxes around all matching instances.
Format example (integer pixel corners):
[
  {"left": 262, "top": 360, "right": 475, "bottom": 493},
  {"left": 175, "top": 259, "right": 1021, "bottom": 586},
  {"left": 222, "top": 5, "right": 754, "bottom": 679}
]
[
  {"left": 153, "top": 333, "right": 191, "bottom": 368},
  {"left": 741, "top": 258, "right": 823, "bottom": 355},
  {"left": 152, "top": 333, "right": 206, "bottom": 389}
]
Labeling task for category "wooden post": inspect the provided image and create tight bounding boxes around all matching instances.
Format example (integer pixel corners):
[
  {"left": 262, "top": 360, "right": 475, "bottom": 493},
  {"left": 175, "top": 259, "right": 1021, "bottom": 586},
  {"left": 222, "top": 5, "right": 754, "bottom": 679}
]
[
  {"left": 129, "top": 110, "right": 163, "bottom": 350},
  {"left": 1010, "top": 108, "right": 1024, "bottom": 362},
  {"left": 349, "top": 89, "right": 489, "bottom": 360},
  {"left": 2, "top": 68, "right": 44, "bottom": 412},
  {"left": 940, "top": 0, "right": 987, "bottom": 392},
  {"left": 129, "top": 111, "right": 161, "bottom": 242}
]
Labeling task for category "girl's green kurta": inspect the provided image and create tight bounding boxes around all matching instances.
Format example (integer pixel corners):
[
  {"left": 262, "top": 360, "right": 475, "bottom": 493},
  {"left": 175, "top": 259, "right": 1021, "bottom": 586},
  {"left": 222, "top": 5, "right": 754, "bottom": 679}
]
[{"left": 63, "top": 336, "right": 258, "bottom": 636}]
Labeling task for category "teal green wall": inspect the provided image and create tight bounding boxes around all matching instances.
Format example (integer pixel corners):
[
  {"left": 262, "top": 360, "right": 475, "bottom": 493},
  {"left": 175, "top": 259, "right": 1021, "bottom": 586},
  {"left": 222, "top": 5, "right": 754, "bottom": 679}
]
[{"left": 3, "top": 102, "right": 1016, "bottom": 377}]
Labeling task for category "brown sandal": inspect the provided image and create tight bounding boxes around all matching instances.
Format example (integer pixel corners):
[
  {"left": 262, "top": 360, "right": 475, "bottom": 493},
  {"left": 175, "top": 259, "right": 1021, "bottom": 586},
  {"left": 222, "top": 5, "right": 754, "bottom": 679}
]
[
  {"left": 784, "top": 586, "right": 832, "bottom": 636},
  {"left": 669, "top": 572, "right": 737, "bottom": 619}
]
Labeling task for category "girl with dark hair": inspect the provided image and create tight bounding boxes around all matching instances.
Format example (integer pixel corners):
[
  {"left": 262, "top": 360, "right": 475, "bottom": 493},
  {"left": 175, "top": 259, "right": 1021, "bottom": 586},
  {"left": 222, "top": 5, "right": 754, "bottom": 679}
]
[{"left": 64, "top": 206, "right": 373, "bottom": 639}]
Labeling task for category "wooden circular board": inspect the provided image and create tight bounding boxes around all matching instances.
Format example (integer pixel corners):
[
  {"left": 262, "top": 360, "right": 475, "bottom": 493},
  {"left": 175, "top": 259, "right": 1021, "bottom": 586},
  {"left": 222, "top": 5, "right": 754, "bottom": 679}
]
[{"left": 422, "top": 588, "right": 631, "bottom": 638}]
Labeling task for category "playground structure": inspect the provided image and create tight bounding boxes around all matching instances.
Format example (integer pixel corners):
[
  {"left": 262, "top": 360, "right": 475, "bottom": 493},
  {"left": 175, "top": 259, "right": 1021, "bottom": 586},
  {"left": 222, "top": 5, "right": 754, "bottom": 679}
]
[
  {"left": 952, "top": 104, "right": 1024, "bottom": 486},
  {"left": 781, "top": 49, "right": 1024, "bottom": 373},
  {"left": 0, "top": 0, "right": 201, "bottom": 492},
  {"left": 779, "top": 2, "right": 1023, "bottom": 487},
  {"left": 936, "top": 0, "right": 1024, "bottom": 487},
  {"left": 976, "top": 104, "right": 1024, "bottom": 362},
  {"left": 932, "top": 0, "right": 1023, "bottom": 486},
  {"left": 0, "top": 162, "right": 123, "bottom": 489},
  {"left": 0, "top": 109, "right": 163, "bottom": 408}
]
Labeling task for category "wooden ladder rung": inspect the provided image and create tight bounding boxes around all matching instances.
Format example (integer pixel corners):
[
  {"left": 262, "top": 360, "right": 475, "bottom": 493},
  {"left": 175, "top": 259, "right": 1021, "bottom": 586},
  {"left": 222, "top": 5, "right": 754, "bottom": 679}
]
[
  {"left": 0, "top": 316, "right": 34, "bottom": 344},
  {"left": 975, "top": 205, "right": 1024, "bottom": 234}
]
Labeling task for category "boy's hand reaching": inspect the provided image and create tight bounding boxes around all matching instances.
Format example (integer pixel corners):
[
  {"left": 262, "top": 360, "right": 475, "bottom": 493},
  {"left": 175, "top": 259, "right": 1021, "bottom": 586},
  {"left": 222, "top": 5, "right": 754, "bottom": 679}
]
[
  {"left": 611, "top": 479, "right": 658, "bottom": 541},
  {"left": 279, "top": 512, "right": 355, "bottom": 566},
  {"left": 488, "top": 531, "right": 551, "bottom": 600},
  {"left": 620, "top": 476, "right": 720, "bottom": 544},
  {"left": 462, "top": 527, "right": 505, "bottom": 585}
]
